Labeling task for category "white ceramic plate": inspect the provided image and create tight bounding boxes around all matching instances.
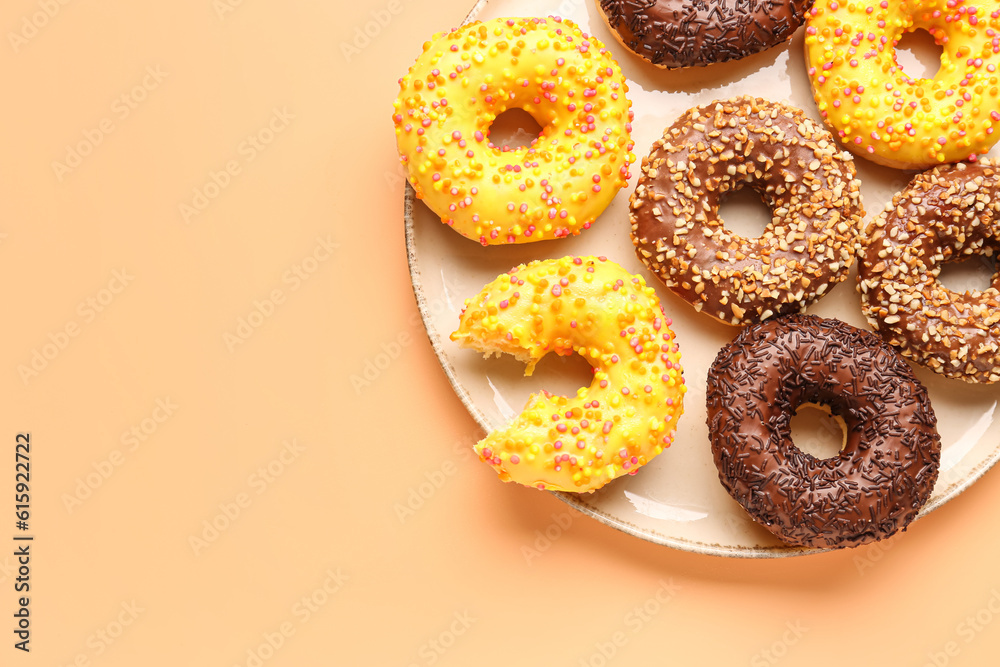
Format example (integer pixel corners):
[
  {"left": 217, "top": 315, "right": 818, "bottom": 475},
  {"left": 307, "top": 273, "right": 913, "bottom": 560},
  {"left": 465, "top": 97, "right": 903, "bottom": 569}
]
[{"left": 404, "top": 0, "right": 1000, "bottom": 557}]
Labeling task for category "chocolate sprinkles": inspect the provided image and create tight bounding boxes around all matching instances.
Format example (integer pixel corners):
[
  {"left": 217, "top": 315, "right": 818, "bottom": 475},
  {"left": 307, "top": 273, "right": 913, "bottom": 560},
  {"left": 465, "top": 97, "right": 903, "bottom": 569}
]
[
  {"left": 596, "top": 0, "right": 814, "bottom": 69},
  {"left": 706, "top": 314, "right": 941, "bottom": 549}
]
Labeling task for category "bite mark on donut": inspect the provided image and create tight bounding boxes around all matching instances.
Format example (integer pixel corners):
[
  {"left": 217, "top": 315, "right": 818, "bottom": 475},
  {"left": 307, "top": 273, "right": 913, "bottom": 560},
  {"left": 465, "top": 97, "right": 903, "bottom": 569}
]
[{"left": 451, "top": 256, "right": 686, "bottom": 493}]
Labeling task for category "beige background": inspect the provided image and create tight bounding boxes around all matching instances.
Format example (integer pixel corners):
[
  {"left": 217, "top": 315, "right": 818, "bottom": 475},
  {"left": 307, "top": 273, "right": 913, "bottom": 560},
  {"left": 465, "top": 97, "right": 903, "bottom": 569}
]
[{"left": 2, "top": 0, "right": 1000, "bottom": 665}]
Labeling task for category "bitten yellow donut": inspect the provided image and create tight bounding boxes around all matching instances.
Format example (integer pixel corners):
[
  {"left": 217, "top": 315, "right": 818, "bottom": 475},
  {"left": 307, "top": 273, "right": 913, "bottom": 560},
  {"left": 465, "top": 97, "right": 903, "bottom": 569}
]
[
  {"left": 393, "top": 17, "right": 634, "bottom": 245},
  {"left": 450, "top": 256, "right": 686, "bottom": 492},
  {"left": 804, "top": 0, "right": 1000, "bottom": 168}
]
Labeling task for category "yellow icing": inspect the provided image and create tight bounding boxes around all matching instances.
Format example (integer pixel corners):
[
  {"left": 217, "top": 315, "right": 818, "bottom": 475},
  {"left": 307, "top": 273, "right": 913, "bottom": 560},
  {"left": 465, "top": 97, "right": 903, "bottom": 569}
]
[
  {"left": 450, "top": 256, "right": 685, "bottom": 492},
  {"left": 804, "top": 0, "right": 1000, "bottom": 168},
  {"left": 393, "top": 17, "right": 634, "bottom": 244}
]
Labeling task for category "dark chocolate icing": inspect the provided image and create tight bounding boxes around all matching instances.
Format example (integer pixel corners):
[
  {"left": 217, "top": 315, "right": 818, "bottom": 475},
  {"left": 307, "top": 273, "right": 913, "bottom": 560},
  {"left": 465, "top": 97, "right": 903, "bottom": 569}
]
[
  {"left": 705, "top": 314, "right": 941, "bottom": 549},
  {"left": 596, "top": 0, "right": 814, "bottom": 69}
]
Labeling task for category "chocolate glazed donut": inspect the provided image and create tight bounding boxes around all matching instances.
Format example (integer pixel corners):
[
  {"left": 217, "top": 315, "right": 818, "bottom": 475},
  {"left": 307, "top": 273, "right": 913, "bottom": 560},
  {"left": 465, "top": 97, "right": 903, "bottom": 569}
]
[
  {"left": 858, "top": 159, "right": 1000, "bottom": 383},
  {"left": 630, "top": 97, "right": 863, "bottom": 326},
  {"left": 706, "top": 314, "right": 941, "bottom": 549},
  {"left": 595, "top": 0, "right": 814, "bottom": 69}
]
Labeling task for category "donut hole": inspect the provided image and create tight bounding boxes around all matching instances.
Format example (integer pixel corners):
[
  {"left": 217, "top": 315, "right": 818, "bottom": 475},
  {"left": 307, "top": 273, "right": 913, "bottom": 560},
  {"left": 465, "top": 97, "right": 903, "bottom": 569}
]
[
  {"left": 716, "top": 187, "right": 773, "bottom": 239},
  {"left": 938, "top": 253, "right": 997, "bottom": 294},
  {"left": 520, "top": 351, "right": 596, "bottom": 401},
  {"left": 790, "top": 402, "right": 847, "bottom": 460},
  {"left": 487, "top": 108, "right": 544, "bottom": 151},
  {"left": 894, "top": 28, "right": 943, "bottom": 80}
]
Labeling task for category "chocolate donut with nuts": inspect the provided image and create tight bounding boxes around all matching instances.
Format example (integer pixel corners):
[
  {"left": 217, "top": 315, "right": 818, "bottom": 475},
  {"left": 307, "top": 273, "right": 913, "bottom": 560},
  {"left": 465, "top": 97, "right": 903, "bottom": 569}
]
[
  {"left": 630, "top": 97, "right": 864, "bottom": 326},
  {"left": 706, "top": 314, "right": 941, "bottom": 549},
  {"left": 858, "top": 159, "right": 1000, "bottom": 383},
  {"left": 595, "top": 0, "right": 814, "bottom": 69}
]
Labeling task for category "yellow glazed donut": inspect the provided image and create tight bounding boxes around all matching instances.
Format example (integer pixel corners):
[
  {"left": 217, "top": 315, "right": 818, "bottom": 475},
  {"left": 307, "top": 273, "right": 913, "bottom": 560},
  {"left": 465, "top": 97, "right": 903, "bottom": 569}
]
[
  {"left": 393, "top": 17, "right": 634, "bottom": 245},
  {"left": 804, "top": 0, "right": 1000, "bottom": 168},
  {"left": 450, "top": 256, "right": 686, "bottom": 492}
]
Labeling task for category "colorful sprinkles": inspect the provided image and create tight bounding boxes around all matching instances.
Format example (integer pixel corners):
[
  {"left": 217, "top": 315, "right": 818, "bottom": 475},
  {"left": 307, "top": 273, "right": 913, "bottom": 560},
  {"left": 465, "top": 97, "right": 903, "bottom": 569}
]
[
  {"left": 804, "top": 0, "right": 1000, "bottom": 167},
  {"left": 449, "top": 256, "right": 686, "bottom": 492},
  {"left": 393, "top": 17, "right": 635, "bottom": 245}
]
